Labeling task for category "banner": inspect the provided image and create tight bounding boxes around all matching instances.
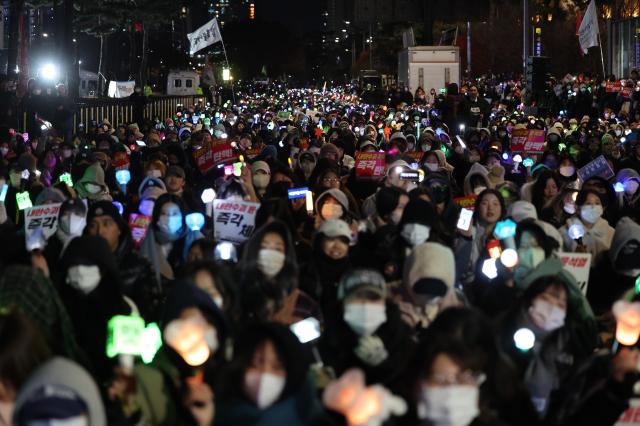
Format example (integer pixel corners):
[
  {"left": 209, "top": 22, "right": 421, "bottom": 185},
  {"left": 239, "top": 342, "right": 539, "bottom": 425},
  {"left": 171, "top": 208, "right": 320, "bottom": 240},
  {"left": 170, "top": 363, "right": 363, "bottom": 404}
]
[
  {"left": 107, "top": 81, "right": 136, "bottom": 98},
  {"left": 578, "top": 0, "right": 599, "bottom": 54},
  {"left": 354, "top": 152, "right": 386, "bottom": 179},
  {"left": 213, "top": 199, "right": 259, "bottom": 243},
  {"left": 557, "top": 252, "right": 592, "bottom": 295},
  {"left": 577, "top": 155, "right": 615, "bottom": 182},
  {"left": 511, "top": 129, "right": 546, "bottom": 153},
  {"left": 128, "top": 213, "right": 151, "bottom": 248},
  {"left": 192, "top": 139, "right": 236, "bottom": 174},
  {"left": 24, "top": 203, "right": 61, "bottom": 240},
  {"left": 188, "top": 18, "right": 222, "bottom": 55},
  {"left": 453, "top": 195, "right": 477, "bottom": 210},
  {"left": 606, "top": 81, "right": 622, "bottom": 92}
]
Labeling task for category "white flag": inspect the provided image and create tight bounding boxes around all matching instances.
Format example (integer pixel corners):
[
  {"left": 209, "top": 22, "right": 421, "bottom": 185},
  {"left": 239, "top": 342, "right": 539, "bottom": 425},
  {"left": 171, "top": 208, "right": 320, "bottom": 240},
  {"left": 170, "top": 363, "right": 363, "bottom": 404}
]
[
  {"left": 578, "top": 0, "right": 599, "bottom": 54},
  {"left": 187, "top": 18, "right": 222, "bottom": 56}
]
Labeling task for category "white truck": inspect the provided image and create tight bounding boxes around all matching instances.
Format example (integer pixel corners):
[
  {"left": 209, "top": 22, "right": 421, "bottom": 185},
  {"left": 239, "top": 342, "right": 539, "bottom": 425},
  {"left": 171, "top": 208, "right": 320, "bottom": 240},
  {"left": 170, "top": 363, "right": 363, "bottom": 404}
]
[
  {"left": 166, "top": 70, "right": 200, "bottom": 96},
  {"left": 398, "top": 46, "right": 460, "bottom": 95}
]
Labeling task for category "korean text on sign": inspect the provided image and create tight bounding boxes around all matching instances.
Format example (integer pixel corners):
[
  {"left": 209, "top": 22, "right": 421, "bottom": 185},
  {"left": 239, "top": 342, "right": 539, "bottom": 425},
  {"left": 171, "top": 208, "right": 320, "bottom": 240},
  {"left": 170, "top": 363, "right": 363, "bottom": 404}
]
[
  {"left": 354, "top": 152, "right": 386, "bottom": 179},
  {"left": 24, "top": 203, "right": 62, "bottom": 240},
  {"left": 213, "top": 199, "right": 260, "bottom": 243}
]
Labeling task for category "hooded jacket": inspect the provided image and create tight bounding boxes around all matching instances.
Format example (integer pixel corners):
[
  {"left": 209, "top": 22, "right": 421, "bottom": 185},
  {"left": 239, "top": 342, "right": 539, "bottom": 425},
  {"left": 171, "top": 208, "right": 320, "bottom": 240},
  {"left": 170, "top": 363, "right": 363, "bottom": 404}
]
[
  {"left": 559, "top": 216, "right": 614, "bottom": 266},
  {"left": 463, "top": 162, "right": 492, "bottom": 196},
  {"left": 13, "top": 357, "right": 106, "bottom": 426},
  {"left": 75, "top": 162, "right": 112, "bottom": 202}
]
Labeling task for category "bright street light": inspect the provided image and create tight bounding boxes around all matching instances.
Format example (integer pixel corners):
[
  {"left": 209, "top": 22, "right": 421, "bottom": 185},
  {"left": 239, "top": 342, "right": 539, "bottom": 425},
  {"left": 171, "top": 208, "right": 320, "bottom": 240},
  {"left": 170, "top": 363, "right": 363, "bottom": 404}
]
[{"left": 40, "top": 63, "right": 58, "bottom": 81}]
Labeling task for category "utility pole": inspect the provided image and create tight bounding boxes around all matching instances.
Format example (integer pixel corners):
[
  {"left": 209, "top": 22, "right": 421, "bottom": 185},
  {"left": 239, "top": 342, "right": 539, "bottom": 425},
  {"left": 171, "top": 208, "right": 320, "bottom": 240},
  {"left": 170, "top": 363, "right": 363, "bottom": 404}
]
[
  {"left": 523, "top": 0, "right": 529, "bottom": 74},
  {"left": 467, "top": 21, "right": 471, "bottom": 76}
]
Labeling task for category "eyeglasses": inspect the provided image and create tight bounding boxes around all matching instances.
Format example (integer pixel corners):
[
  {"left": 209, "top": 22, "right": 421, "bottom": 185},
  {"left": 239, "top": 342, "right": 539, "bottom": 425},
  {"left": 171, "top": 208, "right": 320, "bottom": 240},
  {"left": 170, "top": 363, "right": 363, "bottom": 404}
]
[{"left": 426, "top": 370, "right": 486, "bottom": 387}]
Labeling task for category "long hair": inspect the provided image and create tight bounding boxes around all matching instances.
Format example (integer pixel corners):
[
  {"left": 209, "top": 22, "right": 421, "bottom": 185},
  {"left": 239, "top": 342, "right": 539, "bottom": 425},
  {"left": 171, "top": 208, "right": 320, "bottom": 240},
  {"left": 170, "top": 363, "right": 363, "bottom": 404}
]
[{"left": 239, "top": 220, "right": 299, "bottom": 322}]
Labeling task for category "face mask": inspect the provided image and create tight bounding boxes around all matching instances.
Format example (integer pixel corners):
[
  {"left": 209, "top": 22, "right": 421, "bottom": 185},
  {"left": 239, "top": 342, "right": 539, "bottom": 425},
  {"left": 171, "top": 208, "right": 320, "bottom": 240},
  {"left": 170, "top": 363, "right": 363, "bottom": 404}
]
[
  {"left": 417, "top": 385, "right": 480, "bottom": 426},
  {"left": 148, "top": 169, "right": 162, "bottom": 178},
  {"left": 563, "top": 202, "right": 576, "bottom": 215},
  {"left": 62, "top": 149, "right": 72, "bottom": 159},
  {"left": 321, "top": 203, "right": 343, "bottom": 220},
  {"left": 557, "top": 166, "right": 574, "bottom": 178},
  {"left": 401, "top": 223, "right": 431, "bottom": 246},
  {"left": 0, "top": 147, "right": 8, "bottom": 156},
  {"left": 529, "top": 298, "right": 566, "bottom": 331},
  {"left": 66, "top": 265, "right": 101, "bottom": 294},
  {"left": 580, "top": 204, "right": 603, "bottom": 224},
  {"left": 469, "top": 155, "right": 481, "bottom": 163},
  {"left": 59, "top": 213, "right": 86, "bottom": 236},
  {"left": 158, "top": 214, "right": 183, "bottom": 234},
  {"left": 253, "top": 174, "right": 270, "bottom": 189},
  {"left": 244, "top": 371, "right": 286, "bottom": 409},
  {"left": 517, "top": 247, "right": 546, "bottom": 270},
  {"left": 139, "top": 199, "right": 155, "bottom": 217},
  {"left": 343, "top": 303, "right": 387, "bottom": 336},
  {"left": 9, "top": 172, "right": 22, "bottom": 188},
  {"left": 616, "top": 129, "right": 622, "bottom": 136},
  {"left": 426, "top": 163, "right": 439, "bottom": 172},
  {"left": 257, "top": 249, "right": 285, "bottom": 278},
  {"left": 473, "top": 186, "right": 487, "bottom": 196},
  {"left": 84, "top": 183, "right": 102, "bottom": 194},
  {"left": 625, "top": 180, "right": 640, "bottom": 196},
  {"left": 421, "top": 143, "right": 432, "bottom": 152}
]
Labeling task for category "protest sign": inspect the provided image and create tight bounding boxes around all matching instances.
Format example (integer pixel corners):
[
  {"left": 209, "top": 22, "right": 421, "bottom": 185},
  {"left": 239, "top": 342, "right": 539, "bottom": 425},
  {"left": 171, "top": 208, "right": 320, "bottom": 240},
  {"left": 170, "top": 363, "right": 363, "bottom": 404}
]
[
  {"left": 557, "top": 252, "right": 592, "bottom": 295},
  {"left": 192, "top": 139, "right": 236, "bottom": 174},
  {"left": 606, "top": 81, "right": 622, "bottom": 93},
  {"left": 354, "top": 152, "right": 386, "bottom": 179},
  {"left": 616, "top": 399, "right": 640, "bottom": 425},
  {"left": 213, "top": 199, "right": 260, "bottom": 243},
  {"left": 453, "top": 195, "right": 477, "bottom": 210},
  {"left": 577, "top": 155, "right": 615, "bottom": 182},
  {"left": 510, "top": 129, "right": 546, "bottom": 153},
  {"left": 24, "top": 203, "right": 61, "bottom": 240},
  {"left": 129, "top": 213, "right": 151, "bottom": 247}
]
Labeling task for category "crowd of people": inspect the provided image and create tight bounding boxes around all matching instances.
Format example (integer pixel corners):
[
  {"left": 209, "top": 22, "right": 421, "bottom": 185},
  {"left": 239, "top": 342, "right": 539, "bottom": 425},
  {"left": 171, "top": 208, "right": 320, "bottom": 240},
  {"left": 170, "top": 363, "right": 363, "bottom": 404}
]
[{"left": 1, "top": 72, "right": 640, "bottom": 426}]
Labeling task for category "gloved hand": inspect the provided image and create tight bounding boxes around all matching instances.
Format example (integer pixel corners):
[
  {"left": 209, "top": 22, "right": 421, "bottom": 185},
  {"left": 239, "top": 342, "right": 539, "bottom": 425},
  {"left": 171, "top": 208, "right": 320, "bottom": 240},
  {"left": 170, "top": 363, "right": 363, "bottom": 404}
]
[{"left": 354, "top": 335, "right": 388, "bottom": 366}]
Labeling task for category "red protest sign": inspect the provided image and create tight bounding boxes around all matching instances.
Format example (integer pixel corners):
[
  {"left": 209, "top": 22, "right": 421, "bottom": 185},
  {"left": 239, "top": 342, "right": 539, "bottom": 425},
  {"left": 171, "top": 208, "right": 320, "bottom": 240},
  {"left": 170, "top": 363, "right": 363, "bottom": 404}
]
[
  {"left": 354, "top": 151, "right": 386, "bottom": 179},
  {"left": 128, "top": 213, "right": 151, "bottom": 248},
  {"left": 244, "top": 147, "right": 262, "bottom": 160},
  {"left": 511, "top": 129, "right": 546, "bottom": 154},
  {"left": 606, "top": 81, "right": 622, "bottom": 93},
  {"left": 192, "top": 139, "right": 237, "bottom": 174},
  {"left": 453, "top": 195, "right": 477, "bottom": 210}
]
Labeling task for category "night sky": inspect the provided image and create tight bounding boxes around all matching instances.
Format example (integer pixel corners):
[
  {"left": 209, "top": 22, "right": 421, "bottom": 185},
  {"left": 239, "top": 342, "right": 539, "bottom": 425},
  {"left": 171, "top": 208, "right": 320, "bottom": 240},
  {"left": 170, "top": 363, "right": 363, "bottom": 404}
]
[{"left": 258, "top": 0, "right": 323, "bottom": 36}]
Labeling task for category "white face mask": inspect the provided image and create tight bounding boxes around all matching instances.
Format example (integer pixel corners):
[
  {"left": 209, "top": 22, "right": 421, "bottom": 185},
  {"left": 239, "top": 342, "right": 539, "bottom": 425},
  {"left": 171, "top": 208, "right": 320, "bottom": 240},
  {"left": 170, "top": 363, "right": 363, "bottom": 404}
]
[
  {"left": 417, "top": 385, "right": 480, "bottom": 426},
  {"left": 529, "top": 298, "right": 566, "bottom": 331},
  {"left": 321, "top": 203, "right": 343, "bottom": 220},
  {"left": 580, "top": 204, "right": 603, "bottom": 224},
  {"left": 59, "top": 213, "right": 87, "bottom": 236},
  {"left": 300, "top": 162, "right": 315, "bottom": 176},
  {"left": 244, "top": 371, "right": 286, "bottom": 409},
  {"left": 84, "top": 183, "right": 102, "bottom": 194},
  {"left": 343, "top": 302, "right": 387, "bottom": 336},
  {"left": 252, "top": 174, "right": 270, "bottom": 190},
  {"left": 139, "top": 199, "right": 155, "bottom": 217},
  {"left": 401, "top": 223, "right": 431, "bottom": 246},
  {"left": 147, "top": 169, "right": 162, "bottom": 178},
  {"left": 625, "top": 180, "right": 640, "bottom": 196},
  {"left": 257, "top": 249, "right": 285, "bottom": 278},
  {"left": 158, "top": 214, "right": 183, "bottom": 234},
  {"left": 66, "top": 265, "right": 101, "bottom": 294},
  {"left": 421, "top": 143, "right": 432, "bottom": 152},
  {"left": 559, "top": 166, "right": 575, "bottom": 177},
  {"left": 563, "top": 202, "right": 576, "bottom": 215},
  {"left": 517, "top": 246, "right": 546, "bottom": 270},
  {"left": 10, "top": 172, "right": 22, "bottom": 188},
  {"left": 426, "top": 163, "right": 439, "bottom": 172},
  {"left": 473, "top": 186, "right": 487, "bottom": 196}
]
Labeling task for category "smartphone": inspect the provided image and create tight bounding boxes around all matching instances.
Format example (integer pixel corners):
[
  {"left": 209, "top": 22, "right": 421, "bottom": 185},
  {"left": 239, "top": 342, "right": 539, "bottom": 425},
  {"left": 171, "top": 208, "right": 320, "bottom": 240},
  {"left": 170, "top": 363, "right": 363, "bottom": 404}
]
[
  {"left": 287, "top": 187, "right": 309, "bottom": 200},
  {"left": 457, "top": 208, "right": 473, "bottom": 231},
  {"left": 136, "top": 140, "right": 146, "bottom": 147},
  {"left": 290, "top": 317, "right": 321, "bottom": 344},
  {"left": 0, "top": 184, "right": 7, "bottom": 202},
  {"left": 400, "top": 171, "right": 420, "bottom": 182}
]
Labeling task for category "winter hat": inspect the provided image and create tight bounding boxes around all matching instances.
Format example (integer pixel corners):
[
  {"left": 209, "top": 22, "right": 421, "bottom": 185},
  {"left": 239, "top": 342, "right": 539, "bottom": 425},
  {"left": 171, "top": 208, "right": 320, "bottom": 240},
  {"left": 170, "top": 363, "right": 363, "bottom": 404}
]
[
  {"left": 141, "top": 185, "right": 167, "bottom": 201},
  {"left": 507, "top": 200, "right": 538, "bottom": 222},
  {"left": 261, "top": 144, "right": 278, "bottom": 159},
  {"left": 318, "top": 219, "right": 352, "bottom": 242},
  {"left": 34, "top": 187, "right": 66, "bottom": 205},
  {"left": 387, "top": 159, "right": 411, "bottom": 177},
  {"left": 319, "top": 143, "right": 340, "bottom": 160},
  {"left": 137, "top": 176, "right": 167, "bottom": 198},
  {"left": 166, "top": 165, "right": 186, "bottom": 179},
  {"left": 358, "top": 140, "right": 377, "bottom": 151},
  {"left": 251, "top": 161, "right": 270, "bottom": 175},
  {"left": 520, "top": 257, "right": 577, "bottom": 290},
  {"left": 13, "top": 357, "right": 106, "bottom": 426},
  {"left": 87, "top": 200, "right": 126, "bottom": 235},
  {"left": 400, "top": 199, "right": 436, "bottom": 228},
  {"left": 601, "top": 133, "right": 614, "bottom": 145},
  {"left": 533, "top": 219, "right": 563, "bottom": 250},
  {"left": 375, "top": 186, "right": 404, "bottom": 218},
  {"left": 403, "top": 242, "right": 455, "bottom": 298},
  {"left": 337, "top": 268, "right": 386, "bottom": 301},
  {"left": 547, "top": 126, "right": 562, "bottom": 139},
  {"left": 616, "top": 168, "right": 640, "bottom": 184},
  {"left": 433, "top": 150, "right": 454, "bottom": 173},
  {"left": 299, "top": 151, "right": 316, "bottom": 163},
  {"left": 59, "top": 199, "right": 87, "bottom": 218},
  {"left": 315, "top": 188, "right": 349, "bottom": 213}
]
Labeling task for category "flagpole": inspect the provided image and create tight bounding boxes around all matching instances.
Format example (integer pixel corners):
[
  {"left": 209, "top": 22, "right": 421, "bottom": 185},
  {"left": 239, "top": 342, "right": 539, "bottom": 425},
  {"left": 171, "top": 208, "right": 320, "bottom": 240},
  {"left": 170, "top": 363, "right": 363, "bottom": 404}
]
[
  {"left": 597, "top": 30, "right": 606, "bottom": 78},
  {"left": 219, "top": 39, "right": 236, "bottom": 105}
]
